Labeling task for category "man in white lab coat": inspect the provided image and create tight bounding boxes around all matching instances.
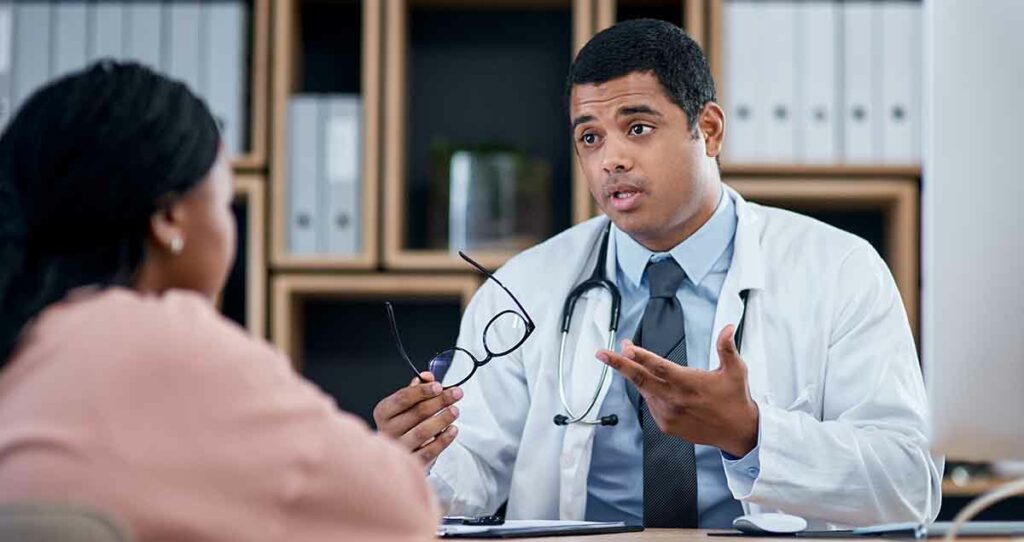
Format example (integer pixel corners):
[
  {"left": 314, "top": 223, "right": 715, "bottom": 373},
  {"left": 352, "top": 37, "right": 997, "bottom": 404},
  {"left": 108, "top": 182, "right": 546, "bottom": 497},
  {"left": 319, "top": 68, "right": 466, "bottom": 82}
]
[{"left": 373, "top": 19, "right": 942, "bottom": 529}]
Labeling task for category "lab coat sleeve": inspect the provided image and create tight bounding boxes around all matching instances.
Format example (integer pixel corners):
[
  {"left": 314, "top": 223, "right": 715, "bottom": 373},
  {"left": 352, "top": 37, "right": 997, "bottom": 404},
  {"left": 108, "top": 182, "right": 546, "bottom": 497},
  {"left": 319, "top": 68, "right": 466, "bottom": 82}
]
[
  {"left": 428, "top": 280, "right": 531, "bottom": 516},
  {"left": 721, "top": 427, "right": 764, "bottom": 496},
  {"left": 726, "top": 243, "right": 943, "bottom": 527}
]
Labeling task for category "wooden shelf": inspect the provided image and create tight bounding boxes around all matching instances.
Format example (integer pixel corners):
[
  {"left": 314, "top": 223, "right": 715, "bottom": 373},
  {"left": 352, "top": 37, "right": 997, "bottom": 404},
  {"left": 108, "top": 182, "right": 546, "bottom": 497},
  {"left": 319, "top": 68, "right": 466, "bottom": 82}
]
[
  {"left": 270, "top": 0, "right": 382, "bottom": 270},
  {"left": 726, "top": 177, "right": 920, "bottom": 335},
  {"left": 231, "top": 0, "right": 270, "bottom": 172},
  {"left": 594, "top": 0, "right": 704, "bottom": 43},
  {"left": 271, "top": 273, "right": 479, "bottom": 424},
  {"left": 271, "top": 274, "right": 480, "bottom": 366},
  {"left": 383, "top": 0, "right": 594, "bottom": 270},
  {"left": 722, "top": 163, "right": 922, "bottom": 178},
  {"left": 943, "top": 477, "right": 1017, "bottom": 498},
  {"left": 217, "top": 174, "right": 267, "bottom": 337}
]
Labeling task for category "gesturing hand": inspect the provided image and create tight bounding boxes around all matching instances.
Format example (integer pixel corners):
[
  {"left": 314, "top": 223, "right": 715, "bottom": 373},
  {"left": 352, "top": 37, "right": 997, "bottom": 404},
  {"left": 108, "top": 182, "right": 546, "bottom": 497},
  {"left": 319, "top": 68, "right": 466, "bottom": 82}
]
[
  {"left": 595, "top": 325, "right": 759, "bottom": 458},
  {"left": 373, "top": 372, "right": 463, "bottom": 469}
]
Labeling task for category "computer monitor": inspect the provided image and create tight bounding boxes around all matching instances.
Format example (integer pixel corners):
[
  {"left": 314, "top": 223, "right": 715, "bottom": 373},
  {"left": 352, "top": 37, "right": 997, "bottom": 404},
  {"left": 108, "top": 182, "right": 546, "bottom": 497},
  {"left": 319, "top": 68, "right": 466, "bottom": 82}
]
[{"left": 923, "top": 0, "right": 1024, "bottom": 462}]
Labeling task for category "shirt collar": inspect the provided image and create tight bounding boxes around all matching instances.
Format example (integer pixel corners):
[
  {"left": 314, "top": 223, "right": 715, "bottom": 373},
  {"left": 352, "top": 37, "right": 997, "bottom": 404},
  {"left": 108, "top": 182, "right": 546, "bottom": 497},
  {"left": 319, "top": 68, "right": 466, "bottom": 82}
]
[{"left": 613, "top": 187, "right": 737, "bottom": 289}]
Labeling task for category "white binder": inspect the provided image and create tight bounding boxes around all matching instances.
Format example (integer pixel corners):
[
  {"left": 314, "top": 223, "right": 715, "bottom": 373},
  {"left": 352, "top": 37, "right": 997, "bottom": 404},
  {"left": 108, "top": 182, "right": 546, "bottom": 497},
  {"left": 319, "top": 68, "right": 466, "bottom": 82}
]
[
  {"left": 880, "top": 1, "right": 921, "bottom": 165},
  {"left": 165, "top": 1, "right": 201, "bottom": 91},
  {"left": 796, "top": 0, "right": 838, "bottom": 164},
  {"left": 0, "top": 0, "right": 13, "bottom": 129},
  {"left": 288, "top": 96, "right": 321, "bottom": 255},
  {"left": 759, "top": 1, "right": 796, "bottom": 163},
  {"left": 12, "top": 1, "right": 50, "bottom": 110},
  {"left": 202, "top": 0, "right": 248, "bottom": 157},
  {"left": 52, "top": 1, "right": 88, "bottom": 79},
  {"left": 841, "top": 1, "right": 879, "bottom": 164},
  {"left": 323, "top": 96, "right": 362, "bottom": 255},
  {"left": 125, "top": 2, "right": 162, "bottom": 70},
  {"left": 723, "top": 0, "right": 761, "bottom": 163},
  {"left": 89, "top": 1, "right": 125, "bottom": 62}
]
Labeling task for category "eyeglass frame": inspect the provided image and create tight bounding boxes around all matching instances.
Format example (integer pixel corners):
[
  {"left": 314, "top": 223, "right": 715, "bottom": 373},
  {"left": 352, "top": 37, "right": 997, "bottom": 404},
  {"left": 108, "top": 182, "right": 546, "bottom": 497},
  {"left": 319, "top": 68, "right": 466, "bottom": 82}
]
[{"left": 385, "top": 251, "right": 536, "bottom": 389}]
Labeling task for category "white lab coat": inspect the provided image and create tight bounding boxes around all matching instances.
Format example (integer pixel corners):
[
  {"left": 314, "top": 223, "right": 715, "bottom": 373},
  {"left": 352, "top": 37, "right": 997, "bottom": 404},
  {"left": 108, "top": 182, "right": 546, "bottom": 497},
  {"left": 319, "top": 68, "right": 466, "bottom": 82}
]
[{"left": 428, "top": 187, "right": 942, "bottom": 529}]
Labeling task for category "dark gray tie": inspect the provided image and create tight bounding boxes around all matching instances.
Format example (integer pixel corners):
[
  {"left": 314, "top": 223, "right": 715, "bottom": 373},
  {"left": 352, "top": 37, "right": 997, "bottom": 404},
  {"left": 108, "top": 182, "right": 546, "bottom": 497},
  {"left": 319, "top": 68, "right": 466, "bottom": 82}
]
[{"left": 635, "top": 258, "right": 698, "bottom": 528}]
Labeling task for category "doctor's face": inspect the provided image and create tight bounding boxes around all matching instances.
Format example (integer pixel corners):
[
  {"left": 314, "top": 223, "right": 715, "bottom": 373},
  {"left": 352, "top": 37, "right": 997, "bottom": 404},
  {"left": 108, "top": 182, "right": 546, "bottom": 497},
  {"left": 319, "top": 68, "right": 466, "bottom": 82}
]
[{"left": 570, "top": 71, "right": 725, "bottom": 252}]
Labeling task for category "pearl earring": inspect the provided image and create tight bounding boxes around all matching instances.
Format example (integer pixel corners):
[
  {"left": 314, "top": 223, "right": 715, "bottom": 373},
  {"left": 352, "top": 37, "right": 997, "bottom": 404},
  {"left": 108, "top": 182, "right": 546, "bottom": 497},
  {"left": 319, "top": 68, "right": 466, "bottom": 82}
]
[{"left": 170, "top": 237, "right": 184, "bottom": 254}]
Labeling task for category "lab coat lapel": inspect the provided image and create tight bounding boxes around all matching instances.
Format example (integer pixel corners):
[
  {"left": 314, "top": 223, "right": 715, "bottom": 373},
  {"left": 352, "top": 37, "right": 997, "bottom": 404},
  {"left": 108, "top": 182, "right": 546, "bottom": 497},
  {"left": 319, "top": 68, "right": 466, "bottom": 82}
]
[
  {"left": 710, "top": 187, "right": 768, "bottom": 403},
  {"left": 559, "top": 219, "right": 617, "bottom": 520}
]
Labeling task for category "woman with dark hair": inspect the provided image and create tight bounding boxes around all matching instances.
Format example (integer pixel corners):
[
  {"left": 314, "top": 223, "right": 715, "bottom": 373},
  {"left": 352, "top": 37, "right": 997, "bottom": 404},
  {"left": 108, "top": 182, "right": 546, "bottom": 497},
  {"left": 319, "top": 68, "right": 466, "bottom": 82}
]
[{"left": 0, "top": 62, "right": 438, "bottom": 541}]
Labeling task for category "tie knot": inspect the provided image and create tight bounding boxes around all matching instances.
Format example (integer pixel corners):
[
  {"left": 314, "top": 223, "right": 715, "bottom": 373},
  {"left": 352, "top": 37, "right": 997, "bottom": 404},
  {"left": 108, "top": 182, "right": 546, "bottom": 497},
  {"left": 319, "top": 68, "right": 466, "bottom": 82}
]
[{"left": 646, "top": 258, "right": 685, "bottom": 299}]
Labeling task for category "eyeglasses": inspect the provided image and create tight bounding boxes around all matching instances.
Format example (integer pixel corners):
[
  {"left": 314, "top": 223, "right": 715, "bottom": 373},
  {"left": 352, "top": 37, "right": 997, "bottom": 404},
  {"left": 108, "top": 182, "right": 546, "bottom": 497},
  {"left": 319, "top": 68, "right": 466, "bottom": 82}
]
[{"left": 386, "top": 251, "right": 536, "bottom": 389}]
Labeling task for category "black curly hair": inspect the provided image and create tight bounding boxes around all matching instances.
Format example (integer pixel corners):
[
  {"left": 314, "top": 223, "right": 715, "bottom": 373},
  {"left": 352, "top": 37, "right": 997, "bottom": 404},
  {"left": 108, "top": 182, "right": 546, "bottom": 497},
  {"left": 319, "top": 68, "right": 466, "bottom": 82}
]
[
  {"left": 0, "top": 61, "right": 220, "bottom": 365},
  {"left": 566, "top": 18, "right": 717, "bottom": 137}
]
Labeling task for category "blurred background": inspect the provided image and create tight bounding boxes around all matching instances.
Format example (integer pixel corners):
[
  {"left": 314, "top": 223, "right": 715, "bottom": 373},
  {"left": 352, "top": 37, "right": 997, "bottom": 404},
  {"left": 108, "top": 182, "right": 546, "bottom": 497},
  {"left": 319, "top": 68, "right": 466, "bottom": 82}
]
[{"left": 1, "top": 0, "right": 1018, "bottom": 521}]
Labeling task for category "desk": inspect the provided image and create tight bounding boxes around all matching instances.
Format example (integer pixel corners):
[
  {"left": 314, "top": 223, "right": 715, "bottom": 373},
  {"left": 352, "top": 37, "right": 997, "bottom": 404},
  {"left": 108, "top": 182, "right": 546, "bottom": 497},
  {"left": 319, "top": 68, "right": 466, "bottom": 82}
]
[{"left": 505, "top": 529, "right": 1023, "bottom": 542}]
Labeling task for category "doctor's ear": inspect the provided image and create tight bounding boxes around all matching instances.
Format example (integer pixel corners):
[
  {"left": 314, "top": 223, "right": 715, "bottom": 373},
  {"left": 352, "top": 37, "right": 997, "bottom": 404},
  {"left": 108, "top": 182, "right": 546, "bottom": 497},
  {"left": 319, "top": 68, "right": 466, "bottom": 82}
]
[{"left": 697, "top": 102, "right": 725, "bottom": 158}]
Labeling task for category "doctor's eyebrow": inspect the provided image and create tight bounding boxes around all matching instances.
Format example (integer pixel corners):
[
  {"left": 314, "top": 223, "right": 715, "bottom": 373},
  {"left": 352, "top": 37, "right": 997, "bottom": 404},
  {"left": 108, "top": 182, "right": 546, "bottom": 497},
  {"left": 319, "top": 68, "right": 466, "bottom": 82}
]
[
  {"left": 571, "top": 114, "right": 596, "bottom": 130},
  {"left": 617, "top": 105, "right": 663, "bottom": 118}
]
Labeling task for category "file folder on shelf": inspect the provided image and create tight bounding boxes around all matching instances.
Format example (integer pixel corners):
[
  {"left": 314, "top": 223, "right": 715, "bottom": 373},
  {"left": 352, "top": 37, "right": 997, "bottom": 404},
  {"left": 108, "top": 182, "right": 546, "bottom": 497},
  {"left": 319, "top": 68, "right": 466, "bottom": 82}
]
[
  {"left": 880, "top": 0, "right": 921, "bottom": 165},
  {"left": 288, "top": 97, "right": 321, "bottom": 255},
  {"left": 89, "top": 2, "right": 125, "bottom": 62},
  {"left": 796, "top": 0, "right": 839, "bottom": 164},
  {"left": 52, "top": 1, "right": 88, "bottom": 80},
  {"left": 13, "top": 1, "right": 51, "bottom": 109},
  {"left": 203, "top": 0, "right": 248, "bottom": 157},
  {"left": 322, "top": 96, "right": 362, "bottom": 256},
  {"left": 841, "top": 1, "right": 879, "bottom": 164}
]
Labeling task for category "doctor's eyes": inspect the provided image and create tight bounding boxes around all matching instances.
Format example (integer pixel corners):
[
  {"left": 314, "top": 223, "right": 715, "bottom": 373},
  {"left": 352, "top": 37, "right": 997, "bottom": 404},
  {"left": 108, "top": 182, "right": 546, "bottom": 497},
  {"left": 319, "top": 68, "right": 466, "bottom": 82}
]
[
  {"left": 577, "top": 124, "right": 655, "bottom": 147},
  {"left": 628, "top": 124, "right": 654, "bottom": 137}
]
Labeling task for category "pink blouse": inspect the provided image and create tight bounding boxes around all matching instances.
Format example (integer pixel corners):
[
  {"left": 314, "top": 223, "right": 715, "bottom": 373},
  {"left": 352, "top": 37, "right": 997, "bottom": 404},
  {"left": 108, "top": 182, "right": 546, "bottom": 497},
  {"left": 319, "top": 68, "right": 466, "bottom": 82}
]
[{"left": 0, "top": 288, "right": 439, "bottom": 541}]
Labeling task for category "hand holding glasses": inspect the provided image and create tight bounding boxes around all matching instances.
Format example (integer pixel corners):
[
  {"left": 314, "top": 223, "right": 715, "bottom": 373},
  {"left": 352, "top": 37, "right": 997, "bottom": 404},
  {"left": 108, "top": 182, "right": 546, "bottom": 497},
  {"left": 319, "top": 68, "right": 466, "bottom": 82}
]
[{"left": 386, "top": 252, "right": 536, "bottom": 389}]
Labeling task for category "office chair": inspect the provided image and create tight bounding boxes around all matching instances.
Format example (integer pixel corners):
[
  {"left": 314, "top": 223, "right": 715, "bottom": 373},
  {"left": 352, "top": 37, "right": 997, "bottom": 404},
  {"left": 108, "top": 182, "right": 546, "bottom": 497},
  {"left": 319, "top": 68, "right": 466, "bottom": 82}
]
[{"left": 0, "top": 503, "right": 129, "bottom": 542}]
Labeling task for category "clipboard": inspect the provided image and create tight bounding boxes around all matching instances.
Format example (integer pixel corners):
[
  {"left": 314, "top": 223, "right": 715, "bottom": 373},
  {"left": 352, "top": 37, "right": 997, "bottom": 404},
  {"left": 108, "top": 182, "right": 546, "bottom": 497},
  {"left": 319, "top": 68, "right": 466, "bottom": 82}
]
[{"left": 437, "top": 520, "right": 644, "bottom": 538}]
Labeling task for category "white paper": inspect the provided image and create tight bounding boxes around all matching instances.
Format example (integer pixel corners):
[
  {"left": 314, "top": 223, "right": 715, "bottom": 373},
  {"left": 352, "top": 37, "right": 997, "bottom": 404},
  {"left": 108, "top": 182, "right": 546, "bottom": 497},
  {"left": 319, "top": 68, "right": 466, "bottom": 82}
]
[
  {"left": 0, "top": 7, "right": 11, "bottom": 74},
  {"left": 438, "top": 519, "right": 618, "bottom": 537}
]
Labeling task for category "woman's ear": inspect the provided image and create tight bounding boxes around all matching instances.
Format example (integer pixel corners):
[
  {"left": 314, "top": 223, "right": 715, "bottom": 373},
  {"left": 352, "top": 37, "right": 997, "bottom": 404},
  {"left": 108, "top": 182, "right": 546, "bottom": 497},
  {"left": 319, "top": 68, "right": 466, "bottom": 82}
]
[
  {"left": 698, "top": 102, "right": 726, "bottom": 159},
  {"left": 148, "top": 199, "right": 188, "bottom": 256}
]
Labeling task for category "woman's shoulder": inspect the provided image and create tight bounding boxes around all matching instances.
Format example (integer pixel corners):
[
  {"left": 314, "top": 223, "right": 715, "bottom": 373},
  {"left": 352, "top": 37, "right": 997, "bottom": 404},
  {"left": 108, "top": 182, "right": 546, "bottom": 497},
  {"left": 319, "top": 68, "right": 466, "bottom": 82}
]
[{"left": 32, "top": 287, "right": 290, "bottom": 377}]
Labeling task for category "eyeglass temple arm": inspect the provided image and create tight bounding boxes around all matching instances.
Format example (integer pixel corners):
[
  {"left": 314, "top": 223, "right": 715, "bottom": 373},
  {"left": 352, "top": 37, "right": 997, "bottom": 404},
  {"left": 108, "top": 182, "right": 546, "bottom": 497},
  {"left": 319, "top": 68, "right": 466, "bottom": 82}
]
[
  {"left": 458, "top": 251, "right": 536, "bottom": 329},
  {"left": 385, "top": 302, "right": 428, "bottom": 382}
]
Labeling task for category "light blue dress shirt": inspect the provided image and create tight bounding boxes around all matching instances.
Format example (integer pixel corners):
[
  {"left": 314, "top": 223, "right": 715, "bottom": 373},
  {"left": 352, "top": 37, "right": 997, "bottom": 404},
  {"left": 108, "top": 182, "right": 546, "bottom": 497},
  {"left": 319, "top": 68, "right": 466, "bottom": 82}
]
[{"left": 584, "top": 189, "right": 761, "bottom": 528}]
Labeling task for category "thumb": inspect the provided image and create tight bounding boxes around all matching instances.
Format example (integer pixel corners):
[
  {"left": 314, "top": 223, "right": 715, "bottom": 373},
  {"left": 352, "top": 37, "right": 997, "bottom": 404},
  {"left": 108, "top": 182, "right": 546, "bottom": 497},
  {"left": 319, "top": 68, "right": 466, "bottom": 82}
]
[
  {"left": 716, "top": 325, "right": 742, "bottom": 371},
  {"left": 410, "top": 371, "right": 435, "bottom": 386}
]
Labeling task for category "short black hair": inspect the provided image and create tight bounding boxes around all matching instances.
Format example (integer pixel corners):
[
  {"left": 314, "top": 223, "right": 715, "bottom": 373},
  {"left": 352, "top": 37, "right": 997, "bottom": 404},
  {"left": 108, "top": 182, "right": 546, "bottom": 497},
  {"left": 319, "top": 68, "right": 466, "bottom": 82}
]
[
  {"left": 566, "top": 18, "right": 717, "bottom": 136},
  {"left": 0, "top": 61, "right": 220, "bottom": 365}
]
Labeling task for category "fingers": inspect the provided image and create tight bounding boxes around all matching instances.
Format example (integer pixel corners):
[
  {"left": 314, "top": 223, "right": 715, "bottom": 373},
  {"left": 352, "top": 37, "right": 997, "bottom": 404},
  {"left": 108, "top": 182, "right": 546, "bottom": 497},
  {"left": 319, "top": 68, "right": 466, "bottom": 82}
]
[
  {"left": 401, "top": 404, "right": 460, "bottom": 451},
  {"left": 716, "top": 325, "right": 744, "bottom": 373},
  {"left": 373, "top": 380, "right": 444, "bottom": 427},
  {"left": 620, "top": 339, "right": 677, "bottom": 381},
  {"left": 409, "top": 371, "right": 435, "bottom": 386},
  {"left": 414, "top": 425, "right": 459, "bottom": 466},
  {"left": 386, "top": 387, "right": 463, "bottom": 438},
  {"left": 595, "top": 349, "right": 667, "bottom": 395}
]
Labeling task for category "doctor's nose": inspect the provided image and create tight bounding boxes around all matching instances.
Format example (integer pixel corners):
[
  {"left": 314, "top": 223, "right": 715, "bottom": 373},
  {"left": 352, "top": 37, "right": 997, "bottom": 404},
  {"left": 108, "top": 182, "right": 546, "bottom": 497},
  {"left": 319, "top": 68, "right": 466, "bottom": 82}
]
[{"left": 601, "top": 139, "right": 634, "bottom": 175}]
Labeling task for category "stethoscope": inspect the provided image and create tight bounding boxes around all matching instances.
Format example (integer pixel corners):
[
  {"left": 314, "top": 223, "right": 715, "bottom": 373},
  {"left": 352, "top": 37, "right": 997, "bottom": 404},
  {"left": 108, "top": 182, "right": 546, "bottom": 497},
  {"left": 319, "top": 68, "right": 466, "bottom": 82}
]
[{"left": 552, "top": 221, "right": 750, "bottom": 427}]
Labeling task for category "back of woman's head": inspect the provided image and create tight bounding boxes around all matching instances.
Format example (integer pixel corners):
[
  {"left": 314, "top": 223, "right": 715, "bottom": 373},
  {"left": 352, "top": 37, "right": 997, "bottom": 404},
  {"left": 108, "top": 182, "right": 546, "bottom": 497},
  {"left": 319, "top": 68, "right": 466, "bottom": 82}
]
[{"left": 0, "top": 61, "right": 221, "bottom": 365}]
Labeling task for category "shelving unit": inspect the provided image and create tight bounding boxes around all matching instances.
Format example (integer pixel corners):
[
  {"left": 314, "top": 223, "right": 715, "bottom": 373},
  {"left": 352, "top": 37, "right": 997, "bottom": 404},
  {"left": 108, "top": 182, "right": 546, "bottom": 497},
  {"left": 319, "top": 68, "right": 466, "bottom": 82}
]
[
  {"left": 270, "top": 0, "right": 382, "bottom": 270},
  {"left": 199, "top": 0, "right": 928, "bottom": 423},
  {"left": 383, "top": 0, "right": 595, "bottom": 270},
  {"left": 217, "top": 175, "right": 267, "bottom": 337},
  {"left": 727, "top": 177, "right": 919, "bottom": 335},
  {"left": 270, "top": 274, "right": 479, "bottom": 423},
  {"left": 232, "top": 0, "right": 271, "bottom": 172}
]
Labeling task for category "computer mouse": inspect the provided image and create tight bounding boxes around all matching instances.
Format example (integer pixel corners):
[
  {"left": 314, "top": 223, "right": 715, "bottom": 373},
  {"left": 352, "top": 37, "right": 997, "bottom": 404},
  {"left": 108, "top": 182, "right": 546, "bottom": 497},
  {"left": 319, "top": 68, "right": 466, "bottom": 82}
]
[{"left": 732, "top": 512, "right": 808, "bottom": 534}]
